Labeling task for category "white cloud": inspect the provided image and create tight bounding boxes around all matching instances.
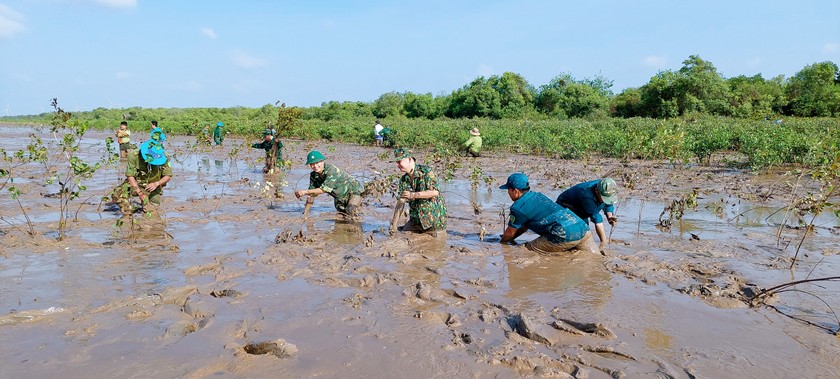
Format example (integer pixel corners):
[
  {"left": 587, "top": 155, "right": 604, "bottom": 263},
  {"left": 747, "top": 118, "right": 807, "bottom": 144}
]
[
  {"left": 91, "top": 0, "right": 137, "bottom": 9},
  {"left": 231, "top": 79, "right": 267, "bottom": 94},
  {"left": 0, "top": 5, "right": 26, "bottom": 39},
  {"left": 201, "top": 27, "right": 217, "bottom": 40},
  {"left": 13, "top": 73, "right": 32, "bottom": 82},
  {"left": 476, "top": 64, "right": 494, "bottom": 77},
  {"left": 745, "top": 57, "right": 762, "bottom": 69},
  {"left": 230, "top": 50, "right": 268, "bottom": 69},
  {"left": 822, "top": 42, "right": 839, "bottom": 54},
  {"left": 169, "top": 81, "right": 202, "bottom": 92},
  {"left": 641, "top": 56, "right": 667, "bottom": 69}
]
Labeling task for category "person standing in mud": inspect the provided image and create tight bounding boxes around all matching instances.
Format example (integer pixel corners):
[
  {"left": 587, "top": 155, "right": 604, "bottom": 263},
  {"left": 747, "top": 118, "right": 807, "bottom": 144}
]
[
  {"left": 251, "top": 129, "right": 283, "bottom": 173},
  {"left": 499, "top": 173, "right": 597, "bottom": 254},
  {"left": 463, "top": 127, "right": 482, "bottom": 157},
  {"left": 213, "top": 121, "right": 225, "bottom": 146},
  {"left": 110, "top": 128, "right": 172, "bottom": 214},
  {"left": 392, "top": 148, "right": 447, "bottom": 234},
  {"left": 374, "top": 119, "right": 384, "bottom": 146},
  {"left": 294, "top": 150, "right": 363, "bottom": 219},
  {"left": 115, "top": 121, "right": 131, "bottom": 158},
  {"left": 555, "top": 178, "right": 618, "bottom": 251}
]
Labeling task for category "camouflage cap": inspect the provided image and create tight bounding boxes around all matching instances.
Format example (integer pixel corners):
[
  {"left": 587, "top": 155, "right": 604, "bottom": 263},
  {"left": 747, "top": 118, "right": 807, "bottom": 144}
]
[
  {"left": 391, "top": 148, "right": 413, "bottom": 162},
  {"left": 598, "top": 178, "right": 618, "bottom": 204}
]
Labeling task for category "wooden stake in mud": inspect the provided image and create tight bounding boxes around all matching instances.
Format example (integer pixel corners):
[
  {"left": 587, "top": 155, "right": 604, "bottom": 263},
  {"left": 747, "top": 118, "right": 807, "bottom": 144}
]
[{"left": 389, "top": 199, "right": 406, "bottom": 234}]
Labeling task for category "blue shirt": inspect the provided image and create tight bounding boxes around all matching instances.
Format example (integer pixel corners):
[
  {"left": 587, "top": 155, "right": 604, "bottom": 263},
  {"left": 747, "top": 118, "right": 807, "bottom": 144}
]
[
  {"left": 508, "top": 191, "right": 589, "bottom": 242},
  {"left": 555, "top": 180, "right": 615, "bottom": 224}
]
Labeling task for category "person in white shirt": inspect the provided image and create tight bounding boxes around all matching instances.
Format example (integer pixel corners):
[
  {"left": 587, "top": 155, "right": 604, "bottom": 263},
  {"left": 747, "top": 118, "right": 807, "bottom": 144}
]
[{"left": 374, "top": 119, "right": 384, "bottom": 146}]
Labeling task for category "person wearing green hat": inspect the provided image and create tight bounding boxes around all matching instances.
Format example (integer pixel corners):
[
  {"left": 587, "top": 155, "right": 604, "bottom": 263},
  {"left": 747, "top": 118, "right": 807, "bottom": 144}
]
[
  {"left": 294, "top": 150, "right": 363, "bottom": 219},
  {"left": 555, "top": 178, "right": 618, "bottom": 251},
  {"left": 499, "top": 172, "right": 596, "bottom": 254},
  {"left": 213, "top": 121, "right": 225, "bottom": 146},
  {"left": 251, "top": 129, "right": 283, "bottom": 173},
  {"left": 110, "top": 129, "right": 173, "bottom": 214},
  {"left": 392, "top": 148, "right": 447, "bottom": 234}
]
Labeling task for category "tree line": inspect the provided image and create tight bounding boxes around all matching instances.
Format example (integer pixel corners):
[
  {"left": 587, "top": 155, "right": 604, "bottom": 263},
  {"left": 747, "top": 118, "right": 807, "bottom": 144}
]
[
  {"left": 348, "top": 55, "right": 839, "bottom": 120},
  {"left": 2, "top": 55, "right": 838, "bottom": 129}
]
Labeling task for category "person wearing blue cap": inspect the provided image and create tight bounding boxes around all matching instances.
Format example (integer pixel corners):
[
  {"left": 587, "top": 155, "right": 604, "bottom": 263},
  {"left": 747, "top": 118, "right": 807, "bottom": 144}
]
[
  {"left": 213, "top": 121, "right": 225, "bottom": 146},
  {"left": 499, "top": 172, "right": 597, "bottom": 254},
  {"left": 109, "top": 129, "right": 173, "bottom": 214},
  {"left": 556, "top": 178, "right": 619, "bottom": 251}
]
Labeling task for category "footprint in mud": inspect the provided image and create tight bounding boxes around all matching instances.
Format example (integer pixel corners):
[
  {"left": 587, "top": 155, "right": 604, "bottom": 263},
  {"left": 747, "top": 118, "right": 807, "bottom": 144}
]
[
  {"left": 163, "top": 318, "right": 209, "bottom": 338},
  {"left": 242, "top": 339, "right": 298, "bottom": 359},
  {"left": 210, "top": 289, "right": 243, "bottom": 298},
  {"left": 552, "top": 318, "right": 616, "bottom": 339},
  {"left": 415, "top": 310, "right": 461, "bottom": 328}
]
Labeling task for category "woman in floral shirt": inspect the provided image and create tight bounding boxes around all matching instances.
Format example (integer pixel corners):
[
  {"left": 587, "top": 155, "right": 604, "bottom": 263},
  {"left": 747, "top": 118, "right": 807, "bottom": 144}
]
[{"left": 392, "top": 148, "right": 447, "bottom": 233}]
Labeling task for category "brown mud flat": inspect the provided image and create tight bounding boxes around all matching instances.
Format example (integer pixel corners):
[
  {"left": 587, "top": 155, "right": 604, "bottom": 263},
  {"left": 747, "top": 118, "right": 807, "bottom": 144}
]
[{"left": 1, "top": 126, "right": 839, "bottom": 378}]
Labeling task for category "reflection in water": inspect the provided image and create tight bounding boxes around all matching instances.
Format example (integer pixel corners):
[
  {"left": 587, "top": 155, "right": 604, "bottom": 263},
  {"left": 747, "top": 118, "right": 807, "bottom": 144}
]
[
  {"left": 504, "top": 251, "right": 612, "bottom": 309},
  {"left": 644, "top": 328, "right": 673, "bottom": 351},
  {"left": 116, "top": 216, "right": 179, "bottom": 293},
  {"left": 390, "top": 232, "right": 449, "bottom": 286},
  {"left": 325, "top": 220, "right": 364, "bottom": 245}
]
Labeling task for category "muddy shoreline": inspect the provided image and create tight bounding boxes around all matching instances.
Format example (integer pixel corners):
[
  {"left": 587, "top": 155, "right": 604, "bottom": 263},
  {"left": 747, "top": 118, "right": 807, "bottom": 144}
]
[{"left": 1, "top": 126, "right": 839, "bottom": 378}]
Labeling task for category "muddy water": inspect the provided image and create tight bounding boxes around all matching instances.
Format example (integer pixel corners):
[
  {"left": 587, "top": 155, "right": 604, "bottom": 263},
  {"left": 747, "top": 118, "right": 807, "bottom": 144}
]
[{"left": 1, "top": 125, "right": 839, "bottom": 378}]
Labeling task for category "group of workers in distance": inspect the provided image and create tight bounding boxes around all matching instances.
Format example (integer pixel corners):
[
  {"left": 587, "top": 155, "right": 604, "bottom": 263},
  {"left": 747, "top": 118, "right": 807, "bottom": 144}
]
[{"left": 111, "top": 119, "right": 619, "bottom": 255}]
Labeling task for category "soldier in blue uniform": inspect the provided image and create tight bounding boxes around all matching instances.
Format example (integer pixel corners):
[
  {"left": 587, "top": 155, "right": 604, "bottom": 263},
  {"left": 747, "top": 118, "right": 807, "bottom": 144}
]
[
  {"left": 556, "top": 178, "right": 618, "bottom": 250},
  {"left": 499, "top": 173, "right": 597, "bottom": 254}
]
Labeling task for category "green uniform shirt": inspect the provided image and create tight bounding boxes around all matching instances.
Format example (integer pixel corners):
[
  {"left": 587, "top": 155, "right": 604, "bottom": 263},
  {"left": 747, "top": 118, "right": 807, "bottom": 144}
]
[
  {"left": 463, "top": 135, "right": 482, "bottom": 155},
  {"left": 309, "top": 163, "right": 362, "bottom": 212},
  {"left": 126, "top": 148, "right": 173, "bottom": 185},
  {"left": 398, "top": 164, "right": 447, "bottom": 231},
  {"left": 113, "top": 148, "right": 173, "bottom": 206},
  {"left": 251, "top": 139, "right": 284, "bottom": 161},
  {"left": 213, "top": 126, "right": 224, "bottom": 144}
]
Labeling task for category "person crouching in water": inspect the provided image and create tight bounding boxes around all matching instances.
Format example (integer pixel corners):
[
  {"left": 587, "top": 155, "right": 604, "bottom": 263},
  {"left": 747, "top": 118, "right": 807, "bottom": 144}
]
[
  {"left": 463, "top": 127, "right": 482, "bottom": 157},
  {"left": 251, "top": 129, "right": 283, "bottom": 173},
  {"left": 294, "top": 150, "right": 363, "bottom": 220},
  {"left": 392, "top": 148, "right": 447, "bottom": 235},
  {"left": 556, "top": 178, "right": 618, "bottom": 252},
  {"left": 111, "top": 128, "right": 172, "bottom": 214},
  {"left": 499, "top": 172, "right": 597, "bottom": 254}
]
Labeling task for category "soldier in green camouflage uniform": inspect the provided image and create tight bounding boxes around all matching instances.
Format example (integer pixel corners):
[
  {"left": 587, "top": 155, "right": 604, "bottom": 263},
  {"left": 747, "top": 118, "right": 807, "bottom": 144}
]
[
  {"left": 111, "top": 128, "right": 173, "bottom": 214},
  {"left": 392, "top": 148, "right": 447, "bottom": 232},
  {"left": 294, "top": 150, "right": 363, "bottom": 217},
  {"left": 251, "top": 129, "right": 283, "bottom": 173}
]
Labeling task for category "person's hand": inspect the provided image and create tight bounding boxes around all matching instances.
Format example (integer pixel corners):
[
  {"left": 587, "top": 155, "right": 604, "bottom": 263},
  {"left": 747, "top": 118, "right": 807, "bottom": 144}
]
[
  {"left": 400, "top": 191, "right": 414, "bottom": 200},
  {"left": 598, "top": 240, "right": 609, "bottom": 256},
  {"left": 144, "top": 181, "right": 159, "bottom": 192},
  {"left": 607, "top": 215, "right": 618, "bottom": 226},
  {"left": 294, "top": 190, "right": 305, "bottom": 199}
]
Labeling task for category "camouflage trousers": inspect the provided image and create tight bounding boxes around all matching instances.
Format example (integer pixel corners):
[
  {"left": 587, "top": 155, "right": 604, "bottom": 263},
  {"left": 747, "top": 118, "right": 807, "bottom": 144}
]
[{"left": 111, "top": 180, "right": 163, "bottom": 213}]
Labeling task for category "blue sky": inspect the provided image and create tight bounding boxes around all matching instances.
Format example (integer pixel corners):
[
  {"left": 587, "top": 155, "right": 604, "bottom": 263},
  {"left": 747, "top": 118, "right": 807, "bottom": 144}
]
[{"left": 1, "top": 0, "right": 838, "bottom": 116}]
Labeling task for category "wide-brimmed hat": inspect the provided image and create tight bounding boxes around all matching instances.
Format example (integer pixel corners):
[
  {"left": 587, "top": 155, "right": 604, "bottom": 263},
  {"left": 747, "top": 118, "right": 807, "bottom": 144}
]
[
  {"left": 391, "top": 148, "right": 413, "bottom": 162},
  {"left": 306, "top": 150, "right": 326, "bottom": 165},
  {"left": 470, "top": 128, "right": 480, "bottom": 136},
  {"left": 150, "top": 127, "right": 166, "bottom": 142},
  {"left": 216, "top": 121, "right": 224, "bottom": 127},
  {"left": 500, "top": 172, "right": 529, "bottom": 190},
  {"left": 598, "top": 178, "right": 618, "bottom": 204},
  {"left": 140, "top": 140, "right": 167, "bottom": 166}
]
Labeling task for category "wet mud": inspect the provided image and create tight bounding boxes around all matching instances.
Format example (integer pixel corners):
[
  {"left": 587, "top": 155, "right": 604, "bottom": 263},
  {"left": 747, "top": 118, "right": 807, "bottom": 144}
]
[{"left": 1, "top": 125, "right": 839, "bottom": 378}]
